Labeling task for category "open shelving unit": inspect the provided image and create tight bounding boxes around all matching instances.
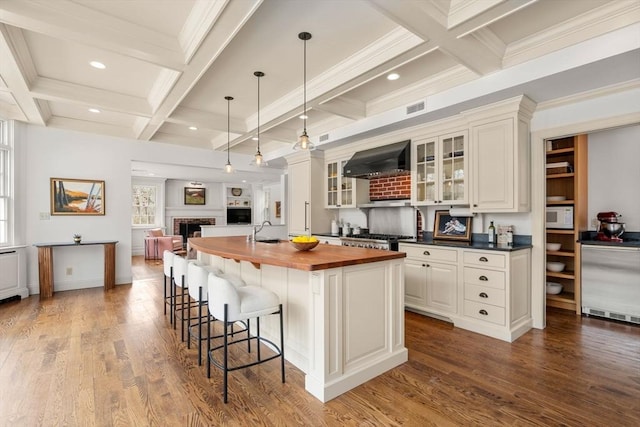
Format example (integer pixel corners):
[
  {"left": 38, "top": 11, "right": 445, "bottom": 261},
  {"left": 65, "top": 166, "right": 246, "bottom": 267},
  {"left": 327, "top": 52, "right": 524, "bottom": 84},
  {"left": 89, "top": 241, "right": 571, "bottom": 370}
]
[{"left": 545, "top": 135, "right": 588, "bottom": 314}]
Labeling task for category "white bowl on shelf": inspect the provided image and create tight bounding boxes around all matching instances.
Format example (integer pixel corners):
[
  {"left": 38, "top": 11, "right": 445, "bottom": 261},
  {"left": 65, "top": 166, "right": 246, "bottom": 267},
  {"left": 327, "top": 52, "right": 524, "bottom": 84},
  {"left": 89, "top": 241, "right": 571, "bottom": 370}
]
[
  {"left": 546, "top": 262, "right": 566, "bottom": 272},
  {"left": 546, "top": 282, "right": 563, "bottom": 295},
  {"left": 546, "top": 243, "right": 562, "bottom": 251}
]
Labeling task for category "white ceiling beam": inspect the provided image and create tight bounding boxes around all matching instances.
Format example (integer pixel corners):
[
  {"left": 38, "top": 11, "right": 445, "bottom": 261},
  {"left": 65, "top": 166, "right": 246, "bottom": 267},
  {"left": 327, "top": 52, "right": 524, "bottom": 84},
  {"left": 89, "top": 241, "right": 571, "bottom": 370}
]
[
  {"left": 450, "top": 0, "right": 538, "bottom": 36},
  {"left": 179, "top": 0, "right": 229, "bottom": 63},
  {"left": 136, "top": 0, "right": 262, "bottom": 141},
  {"left": 369, "top": 0, "right": 503, "bottom": 75},
  {"left": 0, "top": 24, "right": 44, "bottom": 124},
  {"left": 46, "top": 116, "right": 135, "bottom": 139},
  {"left": 167, "top": 106, "right": 246, "bottom": 133},
  {"left": 260, "top": 126, "right": 298, "bottom": 144},
  {"left": 316, "top": 97, "right": 366, "bottom": 121},
  {"left": 0, "top": 0, "right": 185, "bottom": 70},
  {"left": 228, "top": 28, "right": 428, "bottom": 153},
  {"left": 30, "top": 77, "right": 152, "bottom": 117}
]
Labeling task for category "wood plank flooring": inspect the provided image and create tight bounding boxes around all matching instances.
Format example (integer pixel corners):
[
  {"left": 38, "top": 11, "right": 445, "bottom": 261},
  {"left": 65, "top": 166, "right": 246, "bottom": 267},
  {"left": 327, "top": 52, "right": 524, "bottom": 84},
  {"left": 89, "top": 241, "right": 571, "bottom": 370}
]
[{"left": 1, "top": 256, "right": 638, "bottom": 426}]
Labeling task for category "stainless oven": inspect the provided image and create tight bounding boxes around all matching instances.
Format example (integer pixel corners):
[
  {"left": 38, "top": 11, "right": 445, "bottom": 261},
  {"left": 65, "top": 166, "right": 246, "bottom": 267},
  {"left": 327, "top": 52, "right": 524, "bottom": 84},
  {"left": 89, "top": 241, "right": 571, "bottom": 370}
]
[{"left": 340, "top": 234, "right": 412, "bottom": 251}]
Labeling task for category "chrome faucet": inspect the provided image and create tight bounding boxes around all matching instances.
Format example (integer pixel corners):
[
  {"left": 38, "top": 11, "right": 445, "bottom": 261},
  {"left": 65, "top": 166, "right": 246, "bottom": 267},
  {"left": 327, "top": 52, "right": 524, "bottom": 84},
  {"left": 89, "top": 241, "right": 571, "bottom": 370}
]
[{"left": 250, "top": 220, "right": 272, "bottom": 242}]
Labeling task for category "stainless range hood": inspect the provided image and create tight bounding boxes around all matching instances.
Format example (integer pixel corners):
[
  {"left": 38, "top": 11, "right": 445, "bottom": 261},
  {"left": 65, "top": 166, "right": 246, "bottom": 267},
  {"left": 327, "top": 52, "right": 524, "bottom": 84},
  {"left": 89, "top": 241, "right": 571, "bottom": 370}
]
[{"left": 343, "top": 140, "right": 410, "bottom": 179}]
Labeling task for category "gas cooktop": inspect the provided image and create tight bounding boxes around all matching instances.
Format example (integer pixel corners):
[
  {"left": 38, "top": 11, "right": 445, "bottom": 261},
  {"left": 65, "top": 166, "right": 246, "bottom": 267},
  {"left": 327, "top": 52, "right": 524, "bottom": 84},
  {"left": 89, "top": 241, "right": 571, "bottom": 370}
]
[{"left": 343, "top": 233, "right": 413, "bottom": 241}]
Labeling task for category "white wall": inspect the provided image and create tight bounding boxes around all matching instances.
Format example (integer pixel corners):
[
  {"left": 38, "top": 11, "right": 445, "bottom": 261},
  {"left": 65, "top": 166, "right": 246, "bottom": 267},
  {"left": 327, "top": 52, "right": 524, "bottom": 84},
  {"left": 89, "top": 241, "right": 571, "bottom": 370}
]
[
  {"left": 22, "top": 124, "right": 134, "bottom": 293},
  {"left": 17, "top": 123, "right": 264, "bottom": 294},
  {"left": 165, "top": 179, "right": 226, "bottom": 233},
  {"left": 588, "top": 124, "right": 640, "bottom": 231}
]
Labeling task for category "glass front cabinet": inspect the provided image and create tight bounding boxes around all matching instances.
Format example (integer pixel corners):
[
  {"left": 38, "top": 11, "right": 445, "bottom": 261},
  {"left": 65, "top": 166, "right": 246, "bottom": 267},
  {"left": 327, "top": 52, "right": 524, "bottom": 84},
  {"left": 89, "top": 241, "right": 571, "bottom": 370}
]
[
  {"left": 325, "top": 159, "right": 368, "bottom": 208},
  {"left": 412, "top": 131, "right": 468, "bottom": 206}
]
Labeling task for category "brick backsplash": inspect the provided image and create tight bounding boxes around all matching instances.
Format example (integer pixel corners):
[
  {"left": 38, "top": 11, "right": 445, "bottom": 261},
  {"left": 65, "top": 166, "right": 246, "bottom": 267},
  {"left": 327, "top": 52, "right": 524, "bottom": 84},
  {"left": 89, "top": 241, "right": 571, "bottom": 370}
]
[{"left": 369, "top": 172, "right": 411, "bottom": 200}]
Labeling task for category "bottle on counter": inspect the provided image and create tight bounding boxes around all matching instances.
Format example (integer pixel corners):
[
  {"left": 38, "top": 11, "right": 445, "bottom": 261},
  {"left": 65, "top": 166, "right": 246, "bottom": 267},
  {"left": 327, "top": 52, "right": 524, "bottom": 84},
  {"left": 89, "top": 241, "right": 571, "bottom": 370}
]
[
  {"left": 331, "top": 219, "right": 339, "bottom": 235},
  {"left": 507, "top": 226, "right": 514, "bottom": 246},
  {"left": 488, "top": 221, "right": 496, "bottom": 244}
]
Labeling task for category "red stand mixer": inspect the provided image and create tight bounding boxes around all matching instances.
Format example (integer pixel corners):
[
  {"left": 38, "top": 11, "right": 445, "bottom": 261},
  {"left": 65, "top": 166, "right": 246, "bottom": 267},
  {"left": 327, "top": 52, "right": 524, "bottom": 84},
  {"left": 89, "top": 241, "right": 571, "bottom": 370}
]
[{"left": 596, "top": 211, "right": 625, "bottom": 241}]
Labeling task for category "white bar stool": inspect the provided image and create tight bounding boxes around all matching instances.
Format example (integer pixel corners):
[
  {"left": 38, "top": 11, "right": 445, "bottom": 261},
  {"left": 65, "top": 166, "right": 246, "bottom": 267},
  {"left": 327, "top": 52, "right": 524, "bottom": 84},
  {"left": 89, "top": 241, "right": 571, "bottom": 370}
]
[
  {"left": 172, "top": 256, "right": 198, "bottom": 342},
  {"left": 186, "top": 262, "right": 221, "bottom": 365},
  {"left": 206, "top": 274, "right": 285, "bottom": 403},
  {"left": 162, "top": 250, "right": 176, "bottom": 324}
]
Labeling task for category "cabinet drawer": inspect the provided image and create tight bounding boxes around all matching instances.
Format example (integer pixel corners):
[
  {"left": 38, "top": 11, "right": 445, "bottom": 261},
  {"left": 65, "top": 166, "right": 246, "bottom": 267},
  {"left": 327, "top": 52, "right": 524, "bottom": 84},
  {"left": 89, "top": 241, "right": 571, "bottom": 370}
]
[
  {"left": 463, "top": 267, "right": 506, "bottom": 289},
  {"left": 400, "top": 245, "right": 457, "bottom": 263},
  {"left": 463, "top": 251, "right": 506, "bottom": 269},
  {"left": 463, "top": 300, "right": 505, "bottom": 325},
  {"left": 464, "top": 283, "right": 505, "bottom": 307}
]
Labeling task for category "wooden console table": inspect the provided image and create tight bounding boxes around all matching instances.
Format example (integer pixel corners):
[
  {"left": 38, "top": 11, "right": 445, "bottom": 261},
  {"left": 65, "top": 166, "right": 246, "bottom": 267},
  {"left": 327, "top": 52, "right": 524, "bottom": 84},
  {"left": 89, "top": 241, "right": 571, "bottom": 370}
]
[{"left": 33, "top": 240, "right": 118, "bottom": 298}]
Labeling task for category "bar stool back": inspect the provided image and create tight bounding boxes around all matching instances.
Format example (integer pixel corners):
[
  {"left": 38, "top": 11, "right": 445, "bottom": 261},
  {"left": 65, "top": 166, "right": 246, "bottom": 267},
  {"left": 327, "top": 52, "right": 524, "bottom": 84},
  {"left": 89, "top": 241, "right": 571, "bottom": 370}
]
[
  {"left": 173, "top": 256, "right": 196, "bottom": 342},
  {"left": 207, "top": 274, "right": 285, "bottom": 403},
  {"left": 162, "top": 250, "right": 176, "bottom": 324}
]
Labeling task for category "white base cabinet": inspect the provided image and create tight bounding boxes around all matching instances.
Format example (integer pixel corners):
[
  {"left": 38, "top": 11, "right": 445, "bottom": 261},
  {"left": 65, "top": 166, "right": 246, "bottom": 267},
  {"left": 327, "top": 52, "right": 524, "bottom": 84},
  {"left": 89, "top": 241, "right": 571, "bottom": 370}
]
[
  {"left": 399, "top": 243, "right": 532, "bottom": 342},
  {"left": 403, "top": 245, "right": 457, "bottom": 317},
  {"left": 0, "top": 246, "right": 29, "bottom": 300},
  {"left": 198, "top": 251, "right": 407, "bottom": 402}
]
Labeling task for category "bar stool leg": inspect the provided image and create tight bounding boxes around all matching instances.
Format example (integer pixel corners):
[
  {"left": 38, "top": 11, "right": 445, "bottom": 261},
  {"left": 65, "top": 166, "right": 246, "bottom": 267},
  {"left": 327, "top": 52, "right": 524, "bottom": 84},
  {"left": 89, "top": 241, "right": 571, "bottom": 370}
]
[
  {"left": 223, "top": 304, "right": 229, "bottom": 404},
  {"left": 279, "top": 304, "right": 285, "bottom": 383}
]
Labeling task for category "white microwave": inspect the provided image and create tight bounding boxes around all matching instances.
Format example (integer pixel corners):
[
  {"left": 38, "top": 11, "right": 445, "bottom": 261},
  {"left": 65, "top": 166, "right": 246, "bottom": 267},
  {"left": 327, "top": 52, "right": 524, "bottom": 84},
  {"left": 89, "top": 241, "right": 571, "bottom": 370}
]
[{"left": 546, "top": 206, "right": 574, "bottom": 229}]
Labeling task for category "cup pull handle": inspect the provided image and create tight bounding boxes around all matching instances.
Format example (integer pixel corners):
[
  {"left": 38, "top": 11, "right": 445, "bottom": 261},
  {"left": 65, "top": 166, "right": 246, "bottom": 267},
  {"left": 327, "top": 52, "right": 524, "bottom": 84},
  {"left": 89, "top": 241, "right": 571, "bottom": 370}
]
[
  {"left": 479, "top": 275, "right": 488, "bottom": 281},
  {"left": 423, "top": 250, "right": 430, "bottom": 256},
  {"left": 479, "top": 256, "right": 488, "bottom": 262},
  {"left": 479, "top": 309, "right": 488, "bottom": 316},
  {"left": 479, "top": 292, "right": 488, "bottom": 298}
]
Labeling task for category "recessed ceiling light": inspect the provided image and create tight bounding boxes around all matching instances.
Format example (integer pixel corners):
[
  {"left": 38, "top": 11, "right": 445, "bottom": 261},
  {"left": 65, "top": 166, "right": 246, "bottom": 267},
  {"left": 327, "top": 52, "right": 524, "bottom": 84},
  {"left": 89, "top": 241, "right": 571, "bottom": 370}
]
[
  {"left": 252, "top": 136, "right": 258, "bottom": 141},
  {"left": 299, "top": 114, "right": 308, "bottom": 120},
  {"left": 242, "top": 180, "right": 247, "bottom": 183},
  {"left": 90, "top": 61, "right": 106, "bottom": 69},
  {"left": 189, "top": 126, "right": 198, "bottom": 130},
  {"left": 387, "top": 73, "right": 400, "bottom": 81},
  {"left": 88, "top": 108, "right": 101, "bottom": 113}
]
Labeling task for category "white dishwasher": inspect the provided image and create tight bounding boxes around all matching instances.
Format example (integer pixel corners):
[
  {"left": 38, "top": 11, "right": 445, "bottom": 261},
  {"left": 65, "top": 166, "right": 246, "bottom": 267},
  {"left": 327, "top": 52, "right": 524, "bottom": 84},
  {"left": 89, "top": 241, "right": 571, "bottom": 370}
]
[{"left": 581, "top": 245, "right": 640, "bottom": 324}]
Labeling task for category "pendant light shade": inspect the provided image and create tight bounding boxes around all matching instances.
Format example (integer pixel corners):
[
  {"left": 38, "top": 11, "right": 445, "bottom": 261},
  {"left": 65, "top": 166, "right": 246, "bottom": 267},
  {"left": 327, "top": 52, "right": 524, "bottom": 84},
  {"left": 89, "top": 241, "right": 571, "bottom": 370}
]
[
  {"left": 251, "top": 71, "right": 268, "bottom": 166},
  {"left": 224, "top": 96, "right": 234, "bottom": 173},
  {"left": 293, "top": 31, "right": 315, "bottom": 151}
]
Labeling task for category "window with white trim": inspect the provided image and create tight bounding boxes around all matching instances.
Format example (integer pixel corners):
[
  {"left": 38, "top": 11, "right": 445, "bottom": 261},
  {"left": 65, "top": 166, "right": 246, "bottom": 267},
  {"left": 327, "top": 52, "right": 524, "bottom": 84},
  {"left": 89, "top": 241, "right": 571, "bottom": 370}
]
[
  {"left": 0, "top": 119, "right": 12, "bottom": 246},
  {"left": 132, "top": 184, "right": 158, "bottom": 226}
]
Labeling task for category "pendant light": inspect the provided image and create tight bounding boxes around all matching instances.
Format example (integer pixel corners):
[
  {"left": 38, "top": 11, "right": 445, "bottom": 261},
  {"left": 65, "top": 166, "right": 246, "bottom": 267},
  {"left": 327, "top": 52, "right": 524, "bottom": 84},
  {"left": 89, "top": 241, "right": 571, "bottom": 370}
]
[
  {"left": 224, "top": 96, "right": 234, "bottom": 173},
  {"left": 293, "top": 31, "right": 315, "bottom": 151},
  {"left": 251, "top": 71, "right": 267, "bottom": 166}
]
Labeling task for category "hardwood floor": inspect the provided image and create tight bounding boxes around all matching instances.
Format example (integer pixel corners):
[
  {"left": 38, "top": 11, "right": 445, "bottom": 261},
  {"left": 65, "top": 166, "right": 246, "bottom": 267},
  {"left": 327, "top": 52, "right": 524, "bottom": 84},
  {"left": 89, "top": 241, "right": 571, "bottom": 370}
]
[{"left": 1, "top": 256, "right": 638, "bottom": 426}]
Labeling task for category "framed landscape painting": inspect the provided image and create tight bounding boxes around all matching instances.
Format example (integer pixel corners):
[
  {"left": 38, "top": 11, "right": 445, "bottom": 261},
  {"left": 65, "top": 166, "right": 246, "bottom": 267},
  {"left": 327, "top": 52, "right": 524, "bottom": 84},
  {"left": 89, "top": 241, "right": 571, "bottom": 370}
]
[
  {"left": 50, "top": 178, "right": 105, "bottom": 215},
  {"left": 184, "top": 187, "right": 206, "bottom": 205},
  {"left": 433, "top": 210, "right": 472, "bottom": 241}
]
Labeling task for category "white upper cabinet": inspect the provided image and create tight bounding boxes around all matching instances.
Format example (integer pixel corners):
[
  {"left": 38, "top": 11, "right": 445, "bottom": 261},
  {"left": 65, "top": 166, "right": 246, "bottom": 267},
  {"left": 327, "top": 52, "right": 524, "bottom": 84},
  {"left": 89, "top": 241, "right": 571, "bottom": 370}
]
[
  {"left": 465, "top": 95, "right": 536, "bottom": 213},
  {"left": 325, "top": 158, "right": 368, "bottom": 208},
  {"left": 412, "top": 130, "right": 468, "bottom": 206}
]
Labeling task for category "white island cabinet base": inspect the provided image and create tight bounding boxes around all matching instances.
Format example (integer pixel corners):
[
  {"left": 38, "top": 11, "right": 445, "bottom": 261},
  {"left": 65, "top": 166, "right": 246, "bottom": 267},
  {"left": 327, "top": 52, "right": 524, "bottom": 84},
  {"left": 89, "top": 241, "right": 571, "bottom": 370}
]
[{"left": 198, "top": 252, "right": 408, "bottom": 402}]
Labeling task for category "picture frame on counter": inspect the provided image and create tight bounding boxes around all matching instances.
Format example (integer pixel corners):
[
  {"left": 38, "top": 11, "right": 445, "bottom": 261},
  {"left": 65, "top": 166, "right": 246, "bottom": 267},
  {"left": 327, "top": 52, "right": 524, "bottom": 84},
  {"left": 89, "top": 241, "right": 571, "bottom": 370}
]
[{"left": 434, "top": 210, "right": 472, "bottom": 241}]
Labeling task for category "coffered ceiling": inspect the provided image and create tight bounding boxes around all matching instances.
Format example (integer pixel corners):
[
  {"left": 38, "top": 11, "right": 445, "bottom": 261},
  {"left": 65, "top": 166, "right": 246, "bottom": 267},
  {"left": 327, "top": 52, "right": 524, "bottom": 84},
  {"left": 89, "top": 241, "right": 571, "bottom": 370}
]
[{"left": 1, "top": 0, "right": 639, "bottom": 172}]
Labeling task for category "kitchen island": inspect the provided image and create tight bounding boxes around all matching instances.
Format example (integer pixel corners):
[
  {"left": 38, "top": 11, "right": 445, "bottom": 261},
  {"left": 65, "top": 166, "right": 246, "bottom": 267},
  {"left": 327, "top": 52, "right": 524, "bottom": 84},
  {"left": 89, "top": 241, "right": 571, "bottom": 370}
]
[{"left": 189, "top": 236, "right": 407, "bottom": 402}]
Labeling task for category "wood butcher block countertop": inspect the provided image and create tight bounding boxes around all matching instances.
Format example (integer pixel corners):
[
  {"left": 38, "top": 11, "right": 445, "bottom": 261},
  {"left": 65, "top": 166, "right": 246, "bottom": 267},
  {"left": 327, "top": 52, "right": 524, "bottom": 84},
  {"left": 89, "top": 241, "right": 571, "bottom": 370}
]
[{"left": 189, "top": 236, "right": 406, "bottom": 271}]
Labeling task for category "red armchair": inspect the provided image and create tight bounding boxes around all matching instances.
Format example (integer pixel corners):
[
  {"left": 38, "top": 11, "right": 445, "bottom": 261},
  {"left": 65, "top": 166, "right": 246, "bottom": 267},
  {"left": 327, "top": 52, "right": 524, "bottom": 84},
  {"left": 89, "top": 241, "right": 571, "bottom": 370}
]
[{"left": 144, "top": 228, "right": 184, "bottom": 260}]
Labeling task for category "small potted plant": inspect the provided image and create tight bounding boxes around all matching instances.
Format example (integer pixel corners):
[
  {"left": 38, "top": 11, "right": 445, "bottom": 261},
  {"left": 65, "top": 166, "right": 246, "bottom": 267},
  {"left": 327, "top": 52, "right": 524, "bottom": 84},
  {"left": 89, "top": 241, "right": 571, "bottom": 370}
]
[{"left": 73, "top": 234, "right": 82, "bottom": 244}]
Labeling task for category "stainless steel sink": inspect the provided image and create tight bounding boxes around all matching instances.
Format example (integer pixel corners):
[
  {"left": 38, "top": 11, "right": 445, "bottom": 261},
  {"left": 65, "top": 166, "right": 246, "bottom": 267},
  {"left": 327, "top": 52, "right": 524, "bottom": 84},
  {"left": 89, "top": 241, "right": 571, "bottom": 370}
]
[{"left": 254, "top": 238, "right": 280, "bottom": 244}]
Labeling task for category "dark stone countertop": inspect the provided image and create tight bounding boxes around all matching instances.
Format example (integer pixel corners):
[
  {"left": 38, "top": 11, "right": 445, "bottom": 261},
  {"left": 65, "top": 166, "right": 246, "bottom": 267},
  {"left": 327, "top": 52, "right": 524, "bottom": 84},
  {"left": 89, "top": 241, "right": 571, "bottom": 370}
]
[
  {"left": 400, "top": 232, "right": 532, "bottom": 252},
  {"left": 577, "top": 231, "right": 640, "bottom": 248}
]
